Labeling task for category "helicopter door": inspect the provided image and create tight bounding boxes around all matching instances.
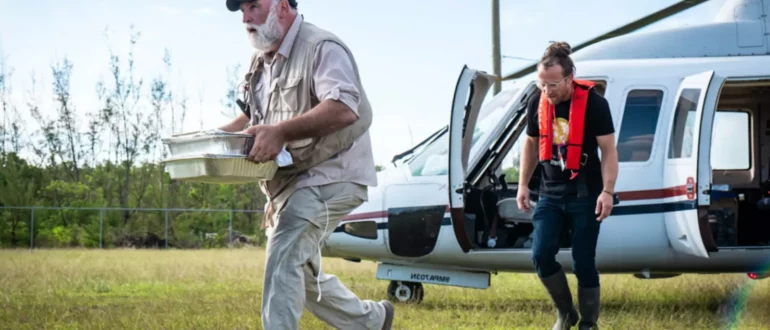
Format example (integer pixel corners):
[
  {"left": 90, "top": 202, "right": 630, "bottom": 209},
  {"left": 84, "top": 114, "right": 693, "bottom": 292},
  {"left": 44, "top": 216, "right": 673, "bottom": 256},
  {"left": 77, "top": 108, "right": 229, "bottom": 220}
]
[
  {"left": 447, "top": 66, "right": 497, "bottom": 253},
  {"left": 663, "top": 70, "right": 725, "bottom": 259}
]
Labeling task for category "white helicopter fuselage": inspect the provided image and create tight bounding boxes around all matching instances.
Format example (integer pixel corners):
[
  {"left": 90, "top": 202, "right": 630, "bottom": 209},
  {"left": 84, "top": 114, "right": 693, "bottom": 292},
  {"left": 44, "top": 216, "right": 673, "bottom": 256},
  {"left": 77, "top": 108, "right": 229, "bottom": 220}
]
[{"left": 320, "top": 0, "right": 770, "bottom": 298}]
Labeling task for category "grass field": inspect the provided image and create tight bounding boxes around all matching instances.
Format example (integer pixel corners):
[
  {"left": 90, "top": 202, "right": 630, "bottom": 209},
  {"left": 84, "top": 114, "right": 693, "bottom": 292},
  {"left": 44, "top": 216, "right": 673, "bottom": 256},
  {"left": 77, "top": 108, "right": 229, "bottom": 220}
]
[{"left": 1, "top": 249, "right": 768, "bottom": 330}]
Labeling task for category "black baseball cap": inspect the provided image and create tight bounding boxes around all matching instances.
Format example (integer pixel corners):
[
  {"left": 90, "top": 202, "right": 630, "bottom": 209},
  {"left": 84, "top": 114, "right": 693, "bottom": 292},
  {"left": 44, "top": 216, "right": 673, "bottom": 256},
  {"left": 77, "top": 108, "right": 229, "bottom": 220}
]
[
  {"left": 226, "top": 0, "right": 251, "bottom": 11},
  {"left": 226, "top": 0, "right": 297, "bottom": 11}
]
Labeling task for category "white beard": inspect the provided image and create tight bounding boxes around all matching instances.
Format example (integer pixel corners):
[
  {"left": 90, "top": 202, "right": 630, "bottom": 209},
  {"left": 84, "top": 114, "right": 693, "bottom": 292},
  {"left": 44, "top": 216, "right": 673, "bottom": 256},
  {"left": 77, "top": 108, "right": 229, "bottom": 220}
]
[{"left": 246, "top": 2, "right": 283, "bottom": 52}]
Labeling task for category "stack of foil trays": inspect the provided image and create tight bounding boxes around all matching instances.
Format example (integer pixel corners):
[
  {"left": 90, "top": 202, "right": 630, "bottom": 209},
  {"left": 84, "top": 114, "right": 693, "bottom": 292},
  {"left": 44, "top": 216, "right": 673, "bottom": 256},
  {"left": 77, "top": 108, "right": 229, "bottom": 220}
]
[{"left": 161, "top": 130, "right": 278, "bottom": 184}]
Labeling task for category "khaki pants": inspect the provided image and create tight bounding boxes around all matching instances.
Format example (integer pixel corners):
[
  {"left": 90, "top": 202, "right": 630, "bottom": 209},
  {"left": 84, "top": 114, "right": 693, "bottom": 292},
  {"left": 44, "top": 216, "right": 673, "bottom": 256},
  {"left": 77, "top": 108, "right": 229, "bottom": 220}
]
[{"left": 261, "top": 182, "right": 386, "bottom": 330}]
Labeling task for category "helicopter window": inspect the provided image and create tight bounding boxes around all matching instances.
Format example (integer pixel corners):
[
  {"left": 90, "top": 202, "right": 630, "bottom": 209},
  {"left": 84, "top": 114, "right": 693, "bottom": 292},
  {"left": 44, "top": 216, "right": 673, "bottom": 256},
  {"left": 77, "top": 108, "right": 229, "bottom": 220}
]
[
  {"left": 407, "top": 132, "right": 449, "bottom": 176},
  {"left": 617, "top": 89, "right": 664, "bottom": 162},
  {"left": 500, "top": 126, "right": 526, "bottom": 183},
  {"left": 668, "top": 88, "right": 701, "bottom": 159},
  {"left": 589, "top": 80, "right": 607, "bottom": 96},
  {"left": 711, "top": 110, "right": 751, "bottom": 170},
  {"left": 407, "top": 88, "right": 520, "bottom": 177},
  {"left": 342, "top": 221, "right": 378, "bottom": 240}
]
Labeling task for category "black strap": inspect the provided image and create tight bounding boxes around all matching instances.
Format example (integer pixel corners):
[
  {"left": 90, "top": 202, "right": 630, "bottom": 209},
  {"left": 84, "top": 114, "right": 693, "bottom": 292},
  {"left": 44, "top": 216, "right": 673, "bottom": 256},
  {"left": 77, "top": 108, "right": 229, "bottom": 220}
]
[
  {"left": 576, "top": 170, "right": 589, "bottom": 198},
  {"left": 237, "top": 99, "right": 251, "bottom": 119}
]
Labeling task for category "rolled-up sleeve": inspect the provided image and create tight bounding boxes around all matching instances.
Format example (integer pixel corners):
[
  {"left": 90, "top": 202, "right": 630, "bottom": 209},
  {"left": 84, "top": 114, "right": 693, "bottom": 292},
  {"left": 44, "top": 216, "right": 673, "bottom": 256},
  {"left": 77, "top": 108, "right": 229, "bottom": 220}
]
[{"left": 312, "top": 41, "right": 361, "bottom": 115}]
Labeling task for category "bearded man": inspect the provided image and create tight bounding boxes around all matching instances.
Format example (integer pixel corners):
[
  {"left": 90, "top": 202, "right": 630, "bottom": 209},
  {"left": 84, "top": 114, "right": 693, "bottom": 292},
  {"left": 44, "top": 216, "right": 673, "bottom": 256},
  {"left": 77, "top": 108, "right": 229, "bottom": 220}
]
[{"left": 218, "top": 1, "right": 395, "bottom": 329}]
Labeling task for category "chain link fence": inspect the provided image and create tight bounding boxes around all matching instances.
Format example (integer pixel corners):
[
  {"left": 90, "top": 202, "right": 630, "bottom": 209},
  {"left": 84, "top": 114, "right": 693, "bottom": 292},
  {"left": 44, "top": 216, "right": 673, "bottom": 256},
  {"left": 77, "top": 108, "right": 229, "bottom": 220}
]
[{"left": 0, "top": 206, "right": 265, "bottom": 250}]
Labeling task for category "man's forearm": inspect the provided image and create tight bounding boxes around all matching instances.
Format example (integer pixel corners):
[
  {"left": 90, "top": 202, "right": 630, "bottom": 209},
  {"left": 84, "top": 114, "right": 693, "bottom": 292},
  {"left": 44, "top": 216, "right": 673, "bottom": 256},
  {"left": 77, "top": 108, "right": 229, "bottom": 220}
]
[
  {"left": 601, "top": 149, "right": 618, "bottom": 193},
  {"left": 276, "top": 99, "right": 358, "bottom": 141}
]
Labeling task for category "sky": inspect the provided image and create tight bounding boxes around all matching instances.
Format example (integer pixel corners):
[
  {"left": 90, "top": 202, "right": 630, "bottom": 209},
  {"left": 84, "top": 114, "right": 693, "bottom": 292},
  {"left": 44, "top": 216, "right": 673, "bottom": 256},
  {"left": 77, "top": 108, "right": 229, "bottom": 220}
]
[{"left": 0, "top": 0, "right": 730, "bottom": 166}]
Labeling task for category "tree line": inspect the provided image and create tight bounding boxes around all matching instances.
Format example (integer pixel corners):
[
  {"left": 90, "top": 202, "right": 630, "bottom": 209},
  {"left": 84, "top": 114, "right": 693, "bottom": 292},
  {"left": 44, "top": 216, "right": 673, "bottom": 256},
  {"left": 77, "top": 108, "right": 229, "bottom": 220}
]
[
  {"left": 0, "top": 26, "right": 272, "bottom": 249},
  {"left": 0, "top": 25, "right": 508, "bottom": 250}
]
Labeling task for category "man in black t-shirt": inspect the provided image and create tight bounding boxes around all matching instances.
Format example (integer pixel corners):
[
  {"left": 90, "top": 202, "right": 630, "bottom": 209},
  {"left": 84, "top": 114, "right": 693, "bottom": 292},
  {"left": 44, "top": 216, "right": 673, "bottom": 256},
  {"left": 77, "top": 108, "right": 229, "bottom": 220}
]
[
  {"left": 517, "top": 42, "right": 618, "bottom": 330},
  {"left": 524, "top": 83, "right": 615, "bottom": 200}
]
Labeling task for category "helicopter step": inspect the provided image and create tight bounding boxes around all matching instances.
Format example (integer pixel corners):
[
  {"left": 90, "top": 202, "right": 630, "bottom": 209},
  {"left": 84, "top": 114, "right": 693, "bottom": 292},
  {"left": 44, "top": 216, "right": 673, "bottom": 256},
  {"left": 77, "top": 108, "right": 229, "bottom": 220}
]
[{"left": 376, "top": 263, "right": 491, "bottom": 290}]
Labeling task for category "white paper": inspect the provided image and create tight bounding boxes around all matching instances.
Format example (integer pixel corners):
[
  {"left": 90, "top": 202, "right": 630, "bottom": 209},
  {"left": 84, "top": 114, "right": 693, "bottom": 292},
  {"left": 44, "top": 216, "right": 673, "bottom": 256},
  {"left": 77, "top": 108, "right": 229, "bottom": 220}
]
[{"left": 275, "top": 147, "right": 293, "bottom": 167}]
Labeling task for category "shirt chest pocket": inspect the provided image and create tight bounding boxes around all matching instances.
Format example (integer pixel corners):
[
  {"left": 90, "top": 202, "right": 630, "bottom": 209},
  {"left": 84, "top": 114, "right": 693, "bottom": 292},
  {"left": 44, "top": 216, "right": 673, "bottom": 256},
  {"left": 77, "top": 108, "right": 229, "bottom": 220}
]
[
  {"left": 268, "top": 76, "right": 303, "bottom": 113},
  {"left": 268, "top": 75, "right": 313, "bottom": 150}
]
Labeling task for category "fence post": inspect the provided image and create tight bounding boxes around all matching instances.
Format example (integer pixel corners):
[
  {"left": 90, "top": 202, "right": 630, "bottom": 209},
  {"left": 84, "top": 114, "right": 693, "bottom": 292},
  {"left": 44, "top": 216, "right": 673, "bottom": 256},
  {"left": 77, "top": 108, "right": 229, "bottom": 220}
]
[
  {"left": 99, "top": 209, "right": 104, "bottom": 249},
  {"left": 165, "top": 210, "right": 169, "bottom": 249},
  {"left": 29, "top": 208, "right": 34, "bottom": 251},
  {"left": 229, "top": 210, "right": 233, "bottom": 248}
]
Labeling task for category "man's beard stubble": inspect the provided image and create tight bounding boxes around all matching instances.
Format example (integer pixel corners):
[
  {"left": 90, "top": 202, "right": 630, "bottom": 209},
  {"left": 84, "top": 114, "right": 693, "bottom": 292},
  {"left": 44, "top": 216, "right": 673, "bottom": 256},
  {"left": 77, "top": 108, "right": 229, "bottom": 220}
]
[
  {"left": 548, "top": 88, "right": 571, "bottom": 104},
  {"left": 247, "top": 3, "right": 283, "bottom": 52}
]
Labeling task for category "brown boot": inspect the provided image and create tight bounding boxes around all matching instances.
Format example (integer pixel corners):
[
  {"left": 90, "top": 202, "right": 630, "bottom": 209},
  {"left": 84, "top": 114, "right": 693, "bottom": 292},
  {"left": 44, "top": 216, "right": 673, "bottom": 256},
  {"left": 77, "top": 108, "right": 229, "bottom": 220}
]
[{"left": 540, "top": 269, "right": 579, "bottom": 330}]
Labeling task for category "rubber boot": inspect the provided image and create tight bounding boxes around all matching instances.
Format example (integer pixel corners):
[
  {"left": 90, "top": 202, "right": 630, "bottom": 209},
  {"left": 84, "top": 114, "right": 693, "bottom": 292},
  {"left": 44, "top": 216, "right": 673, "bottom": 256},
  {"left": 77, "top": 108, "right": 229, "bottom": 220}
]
[
  {"left": 540, "top": 269, "right": 579, "bottom": 330},
  {"left": 578, "top": 286, "right": 600, "bottom": 330}
]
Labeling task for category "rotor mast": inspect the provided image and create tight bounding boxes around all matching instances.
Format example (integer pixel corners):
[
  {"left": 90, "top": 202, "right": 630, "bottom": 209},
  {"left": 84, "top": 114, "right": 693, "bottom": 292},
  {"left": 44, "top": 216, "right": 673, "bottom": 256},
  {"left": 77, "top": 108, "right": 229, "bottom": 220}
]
[{"left": 492, "top": 0, "right": 501, "bottom": 95}]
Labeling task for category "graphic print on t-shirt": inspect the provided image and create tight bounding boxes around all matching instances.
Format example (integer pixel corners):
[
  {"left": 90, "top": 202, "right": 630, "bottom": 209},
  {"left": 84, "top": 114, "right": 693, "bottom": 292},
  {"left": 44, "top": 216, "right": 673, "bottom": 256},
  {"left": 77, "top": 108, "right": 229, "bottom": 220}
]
[
  {"left": 551, "top": 117, "right": 569, "bottom": 168},
  {"left": 553, "top": 118, "right": 569, "bottom": 145}
]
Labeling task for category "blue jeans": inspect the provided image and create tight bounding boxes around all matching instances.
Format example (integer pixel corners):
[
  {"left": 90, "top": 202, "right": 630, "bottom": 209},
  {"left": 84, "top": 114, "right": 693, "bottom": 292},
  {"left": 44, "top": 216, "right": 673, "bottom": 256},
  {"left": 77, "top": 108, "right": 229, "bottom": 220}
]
[{"left": 531, "top": 194, "right": 602, "bottom": 288}]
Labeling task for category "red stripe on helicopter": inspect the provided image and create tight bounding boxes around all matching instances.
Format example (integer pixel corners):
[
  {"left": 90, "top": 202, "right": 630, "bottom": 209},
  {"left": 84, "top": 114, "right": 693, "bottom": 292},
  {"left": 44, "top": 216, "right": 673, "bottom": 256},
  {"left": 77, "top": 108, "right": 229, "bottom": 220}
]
[
  {"left": 617, "top": 184, "right": 689, "bottom": 201},
  {"left": 343, "top": 210, "right": 388, "bottom": 221},
  {"left": 341, "top": 184, "right": 691, "bottom": 221}
]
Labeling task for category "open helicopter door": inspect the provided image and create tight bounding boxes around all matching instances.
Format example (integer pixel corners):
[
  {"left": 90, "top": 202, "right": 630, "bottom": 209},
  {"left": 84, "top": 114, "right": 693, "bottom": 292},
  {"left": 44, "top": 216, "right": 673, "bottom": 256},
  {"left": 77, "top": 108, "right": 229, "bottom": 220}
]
[
  {"left": 447, "top": 66, "right": 497, "bottom": 253},
  {"left": 663, "top": 70, "right": 724, "bottom": 258}
]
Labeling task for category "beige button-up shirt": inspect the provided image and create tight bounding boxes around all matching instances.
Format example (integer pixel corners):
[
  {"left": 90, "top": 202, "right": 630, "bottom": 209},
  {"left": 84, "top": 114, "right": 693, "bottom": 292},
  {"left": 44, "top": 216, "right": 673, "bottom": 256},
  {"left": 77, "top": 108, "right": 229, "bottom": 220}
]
[{"left": 252, "top": 15, "right": 378, "bottom": 199}]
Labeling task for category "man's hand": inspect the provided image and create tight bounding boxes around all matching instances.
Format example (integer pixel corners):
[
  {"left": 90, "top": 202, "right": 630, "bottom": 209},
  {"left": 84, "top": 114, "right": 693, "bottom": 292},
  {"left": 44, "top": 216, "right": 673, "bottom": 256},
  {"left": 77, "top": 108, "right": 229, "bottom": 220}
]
[
  {"left": 241, "top": 124, "right": 286, "bottom": 163},
  {"left": 596, "top": 132, "right": 618, "bottom": 222},
  {"left": 517, "top": 185, "right": 532, "bottom": 212},
  {"left": 595, "top": 191, "right": 613, "bottom": 221}
]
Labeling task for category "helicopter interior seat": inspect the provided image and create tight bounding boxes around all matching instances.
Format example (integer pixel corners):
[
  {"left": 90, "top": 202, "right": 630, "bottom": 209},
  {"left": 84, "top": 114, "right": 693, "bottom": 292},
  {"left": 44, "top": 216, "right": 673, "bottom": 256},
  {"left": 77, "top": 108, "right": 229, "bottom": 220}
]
[{"left": 496, "top": 197, "right": 532, "bottom": 224}]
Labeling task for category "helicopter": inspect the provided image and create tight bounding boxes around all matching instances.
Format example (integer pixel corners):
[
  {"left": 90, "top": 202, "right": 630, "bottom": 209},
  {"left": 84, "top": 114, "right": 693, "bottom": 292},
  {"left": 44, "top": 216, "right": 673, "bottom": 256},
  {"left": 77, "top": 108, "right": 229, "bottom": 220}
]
[{"left": 320, "top": 0, "right": 770, "bottom": 303}]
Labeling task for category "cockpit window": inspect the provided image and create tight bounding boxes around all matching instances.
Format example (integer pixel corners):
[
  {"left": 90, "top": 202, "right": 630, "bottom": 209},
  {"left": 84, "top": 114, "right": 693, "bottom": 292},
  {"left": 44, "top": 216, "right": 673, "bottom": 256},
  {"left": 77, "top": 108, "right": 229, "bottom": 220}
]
[
  {"left": 407, "top": 88, "right": 521, "bottom": 177},
  {"left": 407, "top": 131, "right": 449, "bottom": 176}
]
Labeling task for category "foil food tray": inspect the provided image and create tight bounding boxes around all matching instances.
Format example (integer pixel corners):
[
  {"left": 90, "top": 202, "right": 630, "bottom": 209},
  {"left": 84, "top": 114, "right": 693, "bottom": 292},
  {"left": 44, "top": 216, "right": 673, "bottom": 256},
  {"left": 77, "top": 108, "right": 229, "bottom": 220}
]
[
  {"left": 162, "top": 154, "right": 277, "bottom": 184},
  {"left": 162, "top": 130, "right": 254, "bottom": 158}
]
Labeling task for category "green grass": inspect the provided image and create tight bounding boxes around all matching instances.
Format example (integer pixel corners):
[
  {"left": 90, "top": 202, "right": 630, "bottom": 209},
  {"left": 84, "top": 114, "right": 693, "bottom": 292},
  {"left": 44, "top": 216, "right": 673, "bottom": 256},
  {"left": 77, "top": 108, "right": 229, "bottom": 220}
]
[{"left": 1, "top": 249, "right": 768, "bottom": 329}]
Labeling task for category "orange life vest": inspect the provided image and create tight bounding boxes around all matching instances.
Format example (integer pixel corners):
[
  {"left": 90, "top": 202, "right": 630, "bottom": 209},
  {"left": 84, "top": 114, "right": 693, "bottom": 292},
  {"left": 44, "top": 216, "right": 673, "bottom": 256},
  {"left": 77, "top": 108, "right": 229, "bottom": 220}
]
[{"left": 538, "top": 79, "right": 595, "bottom": 179}]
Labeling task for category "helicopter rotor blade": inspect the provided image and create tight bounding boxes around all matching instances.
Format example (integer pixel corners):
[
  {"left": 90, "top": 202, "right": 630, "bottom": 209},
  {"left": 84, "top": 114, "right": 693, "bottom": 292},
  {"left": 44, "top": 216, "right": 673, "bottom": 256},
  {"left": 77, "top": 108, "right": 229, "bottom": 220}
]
[{"left": 500, "top": 0, "right": 711, "bottom": 81}]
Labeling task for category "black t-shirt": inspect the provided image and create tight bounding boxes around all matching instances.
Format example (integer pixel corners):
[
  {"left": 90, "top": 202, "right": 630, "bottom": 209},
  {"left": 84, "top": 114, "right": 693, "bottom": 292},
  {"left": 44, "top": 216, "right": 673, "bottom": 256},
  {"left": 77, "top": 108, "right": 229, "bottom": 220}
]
[{"left": 525, "top": 88, "right": 615, "bottom": 199}]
